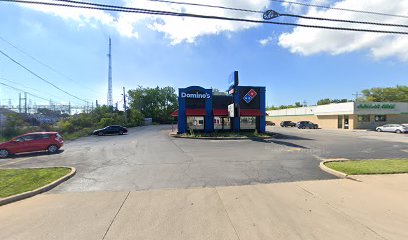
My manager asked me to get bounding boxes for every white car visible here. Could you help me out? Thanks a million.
[376,124,408,133]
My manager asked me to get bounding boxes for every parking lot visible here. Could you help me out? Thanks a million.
[0,125,407,192]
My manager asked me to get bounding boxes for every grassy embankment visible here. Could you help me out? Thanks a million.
[325,159,408,175]
[0,168,71,198]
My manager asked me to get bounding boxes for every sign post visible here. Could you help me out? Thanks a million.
[228,71,240,132]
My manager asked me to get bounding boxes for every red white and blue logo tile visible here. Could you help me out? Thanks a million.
[243,89,257,103]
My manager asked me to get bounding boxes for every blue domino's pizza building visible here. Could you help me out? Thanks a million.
[172,73,266,133]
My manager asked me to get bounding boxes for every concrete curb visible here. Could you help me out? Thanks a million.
[169,132,277,140]
[0,167,76,206]
[319,159,361,181]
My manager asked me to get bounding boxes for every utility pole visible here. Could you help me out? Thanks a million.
[122,87,127,124]
[18,93,21,113]
[24,92,27,114]
[68,102,71,115]
[352,92,361,101]
[96,100,99,108]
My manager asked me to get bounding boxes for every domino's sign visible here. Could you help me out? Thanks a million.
[181,92,211,99]
[243,89,257,103]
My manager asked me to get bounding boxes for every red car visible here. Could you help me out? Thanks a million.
[0,132,64,158]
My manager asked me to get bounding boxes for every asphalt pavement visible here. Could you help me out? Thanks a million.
[0,125,407,192]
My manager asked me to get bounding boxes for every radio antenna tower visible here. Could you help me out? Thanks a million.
[107,37,113,107]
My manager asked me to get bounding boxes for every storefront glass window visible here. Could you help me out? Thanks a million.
[223,117,231,130]
[214,117,231,130]
[357,115,371,122]
[214,117,222,130]
[240,116,256,129]
[374,115,387,122]
[187,116,204,130]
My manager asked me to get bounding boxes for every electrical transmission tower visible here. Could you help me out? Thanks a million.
[107,37,113,107]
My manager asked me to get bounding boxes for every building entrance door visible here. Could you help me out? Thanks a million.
[337,115,343,129]
[344,115,349,129]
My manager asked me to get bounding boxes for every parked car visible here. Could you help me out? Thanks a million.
[266,121,275,126]
[297,121,319,129]
[93,125,128,136]
[0,132,64,158]
[280,121,296,127]
[376,124,408,133]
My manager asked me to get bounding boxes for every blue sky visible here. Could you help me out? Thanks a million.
[0,0,407,109]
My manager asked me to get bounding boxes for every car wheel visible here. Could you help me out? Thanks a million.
[47,145,58,154]
[0,149,9,158]
[376,128,382,132]
[396,130,402,134]
[98,132,103,136]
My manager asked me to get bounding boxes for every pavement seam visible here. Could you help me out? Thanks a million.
[101,191,131,240]
[215,187,242,240]
[295,184,389,240]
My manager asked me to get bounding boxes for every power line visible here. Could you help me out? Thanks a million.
[3,0,408,35]
[0,35,104,97]
[269,0,408,19]
[117,0,408,29]
[0,80,53,102]
[0,77,63,100]
[0,48,89,103]
[145,0,262,13]
[264,10,408,28]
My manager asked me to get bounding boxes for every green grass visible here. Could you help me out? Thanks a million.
[0,137,8,144]
[0,167,71,198]
[325,159,408,175]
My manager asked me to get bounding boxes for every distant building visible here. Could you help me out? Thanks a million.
[267,102,408,130]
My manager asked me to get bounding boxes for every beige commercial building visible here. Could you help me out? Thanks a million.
[267,102,408,130]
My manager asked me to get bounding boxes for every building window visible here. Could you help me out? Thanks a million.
[187,116,204,130]
[240,116,256,129]
[375,115,387,122]
[214,117,231,130]
[357,115,371,122]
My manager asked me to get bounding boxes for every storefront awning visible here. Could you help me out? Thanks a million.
[240,109,265,116]
[213,109,229,116]
[186,109,206,116]
[171,109,206,116]
[170,109,178,117]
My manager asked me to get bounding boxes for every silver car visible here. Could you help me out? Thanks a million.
[376,124,408,133]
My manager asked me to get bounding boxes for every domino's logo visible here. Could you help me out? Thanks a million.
[243,89,257,103]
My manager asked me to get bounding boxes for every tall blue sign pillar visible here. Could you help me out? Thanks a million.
[259,87,266,133]
[228,71,241,132]
[232,87,240,132]
[177,86,213,134]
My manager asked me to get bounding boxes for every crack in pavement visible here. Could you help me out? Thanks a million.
[102,191,131,240]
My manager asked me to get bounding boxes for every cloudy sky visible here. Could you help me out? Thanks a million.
[0,0,408,108]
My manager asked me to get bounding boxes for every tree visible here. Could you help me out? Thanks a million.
[128,86,178,123]
[361,85,408,102]
[317,98,331,105]
[317,98,350,105]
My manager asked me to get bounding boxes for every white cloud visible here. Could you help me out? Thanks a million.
[17,0,271,44]
[120,0,269,45]
[278,0,408,61]
[259,35,275,46]
[18,0,116,28]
